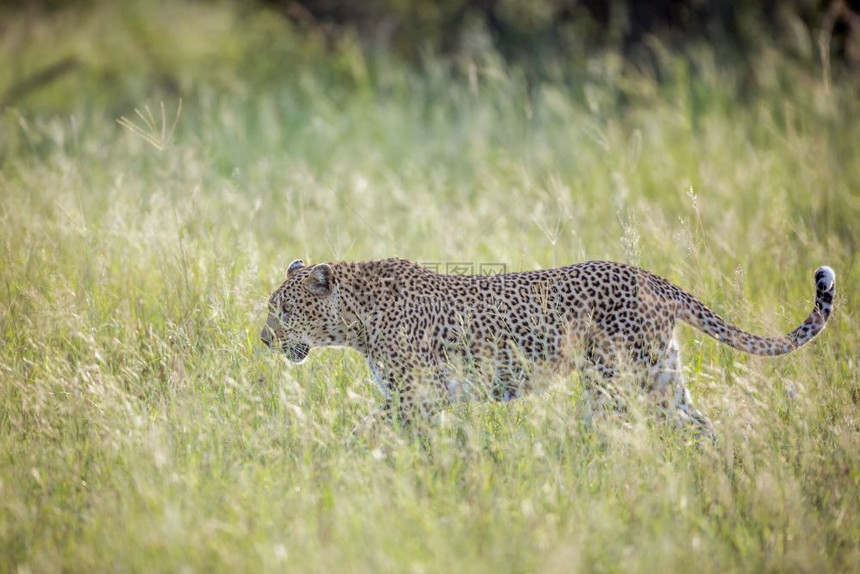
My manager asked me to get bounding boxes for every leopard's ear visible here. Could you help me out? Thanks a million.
[303,264,332,295]
[287,259,305,278]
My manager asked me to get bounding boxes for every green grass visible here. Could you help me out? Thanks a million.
[1,1,859,572]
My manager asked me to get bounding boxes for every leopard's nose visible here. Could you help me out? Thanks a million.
[260,325,273,348]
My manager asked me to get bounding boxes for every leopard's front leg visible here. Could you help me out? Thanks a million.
[349,357,395,438]
[350,399,393,438]
[355,349,447,435]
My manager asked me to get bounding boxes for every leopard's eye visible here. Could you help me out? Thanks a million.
[278,306,294,322]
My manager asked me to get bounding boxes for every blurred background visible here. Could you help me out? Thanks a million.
[3,0,860,113]
[2,0,858,261]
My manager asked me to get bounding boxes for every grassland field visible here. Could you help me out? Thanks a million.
[1,1,859,572]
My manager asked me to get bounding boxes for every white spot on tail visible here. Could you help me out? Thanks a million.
[815,266,835,292]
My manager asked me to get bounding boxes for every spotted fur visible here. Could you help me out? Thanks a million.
[261,258,835,438]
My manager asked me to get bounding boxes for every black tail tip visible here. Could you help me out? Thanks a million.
[814,266,836,293]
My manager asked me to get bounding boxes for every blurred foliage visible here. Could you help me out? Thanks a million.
[2,0,859,119]
[5,0,860,69]
[256,0,839,60]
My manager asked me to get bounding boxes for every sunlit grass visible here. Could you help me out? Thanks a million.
[1,1,859,572]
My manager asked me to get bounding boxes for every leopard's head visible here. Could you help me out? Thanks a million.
[260,259,340,363]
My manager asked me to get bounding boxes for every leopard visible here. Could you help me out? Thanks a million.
[260,258,835,439]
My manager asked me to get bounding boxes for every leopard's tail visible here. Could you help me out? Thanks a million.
[675,266,835,356]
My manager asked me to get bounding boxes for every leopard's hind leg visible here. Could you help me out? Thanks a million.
[650,338,715,441]
[577,339,627,427]
[580,362,621,423]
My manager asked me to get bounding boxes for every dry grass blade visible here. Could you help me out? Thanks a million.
[117,99,183,150]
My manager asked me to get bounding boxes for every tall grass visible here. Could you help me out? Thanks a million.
[1,1,858,572]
